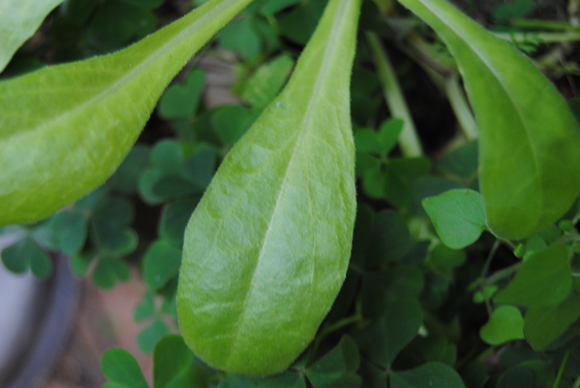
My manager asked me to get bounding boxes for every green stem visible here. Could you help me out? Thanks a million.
[401,34,478,141]
[482,240,501,278]
[493,30,580,43]
[485,262,521,285]
[367,32,423,157]
[444,75,479,141]
[553,350,571,388]
[306,314,363,365]
[511,19,580,31]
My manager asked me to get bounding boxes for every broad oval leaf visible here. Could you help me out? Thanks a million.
[177,0,361,376]
[479,305,525,346]
[0,0,253,226]
[398,0,580,239]
[0,0,65,72]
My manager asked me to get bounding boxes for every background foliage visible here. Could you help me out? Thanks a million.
[3,0,580,386]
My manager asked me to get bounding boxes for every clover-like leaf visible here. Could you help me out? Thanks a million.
[390,362,466,388]
[423,189,486,249]
[102,348,148,388]
[480,305,525,346]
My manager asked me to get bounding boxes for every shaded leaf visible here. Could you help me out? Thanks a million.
[423,189,486,249]
[102,348,148,388]
[356,298,422,367]
[158,69,205,119]
[143,240,182,291]
[524,293,580,350]
[480,305,525,345]
[138,319,171,354]
[390,362,466,388]
[494,244,572,307]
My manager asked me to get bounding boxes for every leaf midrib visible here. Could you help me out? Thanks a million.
[224,0,351,366]
[1,0,240,148]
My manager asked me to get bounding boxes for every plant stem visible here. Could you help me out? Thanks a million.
[367,32,424,157]
[493,30,580,43]
[482,240,501,278]
[401,33,478,141]
[307,314,362,365]
[553,350,571,388]
[485,262,521,285]
[511,18,580,31]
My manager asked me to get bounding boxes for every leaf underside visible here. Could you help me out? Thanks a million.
[397,0,580,240]
[177,0,361,376]
[0,0,252,226]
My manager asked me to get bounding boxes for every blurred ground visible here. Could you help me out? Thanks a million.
[44,270,153,388]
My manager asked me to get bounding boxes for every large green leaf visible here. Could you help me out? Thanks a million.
[177,0,361,376]
[0,0,252,227]
[0,0,65,72]
[390,362,466,388]
[397,0,580,239]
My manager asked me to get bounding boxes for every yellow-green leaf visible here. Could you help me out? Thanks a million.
[397,0,580,240]
[0,0,252,226]
[0,0,65,72]
[177,0,361,376]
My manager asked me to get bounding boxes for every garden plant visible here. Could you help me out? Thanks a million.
[2,0,580,386]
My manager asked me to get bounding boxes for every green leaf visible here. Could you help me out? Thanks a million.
[211,105,257,147]
[524,293,580,351]
[494,244,572,307]
[49,211,88,255]
[257,372,307,388]
[138,319,171,354]
[383,157,431,210]
[307,336,361,388]
[422,189,486,249]
[153,335,208,388]
[390,362,466,388]
[135,291,156,322]
[108,145,151,195]
[143,240,182,291]
[0,0,254,226]
[377,118,403,156]
[480,305,525,345]
[102,348,148,388]
[496,367,535,388]
[159,198,201,247]
[260,0,303,15]
[92,258,130,289]
[219,19,261,60]
[240,55,295,109]
[177,0,361,375]
[437,140,478,179]
[365,210,411,267]
[1,237,52,279]
[494,0,534,22]
[278,0,327,45]
[361,267,424,318]
[70,251,95,277]
[158,69,206,119]
[0,0,65,72]
[412,176,463,216]
[182,147,217,189]
[355,298,423,367]
[398,0,580,240]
